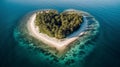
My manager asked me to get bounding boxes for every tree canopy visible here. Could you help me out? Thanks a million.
[35,10,83,39]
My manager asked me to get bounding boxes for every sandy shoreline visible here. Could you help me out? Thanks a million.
[25,10,97,57]
[27,13,88,50]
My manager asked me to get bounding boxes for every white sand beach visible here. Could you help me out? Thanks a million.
[26,11,89,56]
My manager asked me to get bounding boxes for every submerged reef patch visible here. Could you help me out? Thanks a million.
[14,9,99,66]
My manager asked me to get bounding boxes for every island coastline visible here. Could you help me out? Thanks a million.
[15,9,99,58]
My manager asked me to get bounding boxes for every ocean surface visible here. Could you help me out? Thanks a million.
[0,0,120,67]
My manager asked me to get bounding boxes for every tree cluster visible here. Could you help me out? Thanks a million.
[35,10,83,39]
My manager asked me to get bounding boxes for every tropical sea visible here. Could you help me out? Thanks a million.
[0,0,120,67]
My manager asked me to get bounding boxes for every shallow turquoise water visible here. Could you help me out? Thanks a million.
[0,0,120,67]
[13,9,99,67]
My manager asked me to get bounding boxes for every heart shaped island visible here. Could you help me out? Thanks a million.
[14,9,99,58]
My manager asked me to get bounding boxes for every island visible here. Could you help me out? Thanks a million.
[15,9,99,58]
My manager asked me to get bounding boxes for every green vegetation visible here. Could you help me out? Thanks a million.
[35,10,83,39]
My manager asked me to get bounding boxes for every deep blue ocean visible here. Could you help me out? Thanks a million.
[0,0,120,67]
